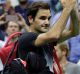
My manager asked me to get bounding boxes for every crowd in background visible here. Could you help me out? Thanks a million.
[0,0,80,74]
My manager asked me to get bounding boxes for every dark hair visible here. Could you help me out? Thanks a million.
[27,1,50,20]
[19,0,28,5]
[7,6,15,14]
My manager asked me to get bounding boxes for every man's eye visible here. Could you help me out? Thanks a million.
[48,16,51,20]
[39,16,46,20]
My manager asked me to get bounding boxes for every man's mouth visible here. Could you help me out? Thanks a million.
[41,24,49,28]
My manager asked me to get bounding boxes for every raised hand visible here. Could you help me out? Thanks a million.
[16,13,30,32]
[62,0,76,11]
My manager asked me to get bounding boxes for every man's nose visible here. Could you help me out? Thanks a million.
[45,19,49,24]
[12,27,16,31]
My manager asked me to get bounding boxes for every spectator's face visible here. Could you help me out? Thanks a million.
[60,0,66,7]
[6,21,20,36]
[30,9,51,33]
[54,45,63,61]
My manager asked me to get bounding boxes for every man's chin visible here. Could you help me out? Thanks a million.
[42,30,48,33]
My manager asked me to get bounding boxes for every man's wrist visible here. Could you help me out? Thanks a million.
[63,7,73,14]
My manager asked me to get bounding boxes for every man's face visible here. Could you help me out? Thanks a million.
[54,45,63,61]
[31,9,51,33]
[6,21,20,35]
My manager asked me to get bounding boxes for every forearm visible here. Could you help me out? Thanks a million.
[21,20,30,32]
[23,23,30,32]
[47,8,72,39]
[17,13,30,32]
[0,13,6,20]
[70,9,79,36]
[0,14,4,20]
[58,9,79,42]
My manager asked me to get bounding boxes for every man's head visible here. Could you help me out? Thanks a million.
[19,0,28,5]
[27,1,51,33]
[54,43,69,61]
[5,21,21,36]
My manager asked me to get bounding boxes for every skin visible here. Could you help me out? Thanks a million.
[76,0,80,21]
[27,0,76,46]
[30,9,51,33]
[6,21,20,36]
[54,43,68,74]
[54,44,66,61]
[60,0,66,7]
[55,44,63,61]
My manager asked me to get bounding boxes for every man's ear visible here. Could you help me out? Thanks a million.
[28,16,33,24]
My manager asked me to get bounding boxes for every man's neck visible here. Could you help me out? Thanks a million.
[29,26,40,34]
[60,57,68,65]
[60,57,68,73]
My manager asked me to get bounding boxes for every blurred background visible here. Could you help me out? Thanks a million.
[0,0,62,15]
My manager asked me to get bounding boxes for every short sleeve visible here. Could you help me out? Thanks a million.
[18,32,38,60]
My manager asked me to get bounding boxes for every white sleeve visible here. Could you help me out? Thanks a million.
[0,59,3,71]
[0,40,6,48]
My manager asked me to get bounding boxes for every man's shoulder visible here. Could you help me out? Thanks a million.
[18,32,38,43]
[21,32,38,37]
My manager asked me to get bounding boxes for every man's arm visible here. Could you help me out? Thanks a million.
[58,9,79,43]
[34,0,76,46]
[0,13,7,26]
[17,13,30,32]
[70,9,79,36]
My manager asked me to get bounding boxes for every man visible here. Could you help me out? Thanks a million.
[54,42,80,74]
[0,20,22,72]
[0,21,22,48]
[17,0,76,73]
[15,0,29,24]
[13,0,76,74]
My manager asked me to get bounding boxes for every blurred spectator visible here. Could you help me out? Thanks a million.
[0,21,22,48]
[67,0,80,63]
[6,6,19,22]
[55,0,63,12]
[0,0,6,15]
[50,0,59,19]
[68,35,80,63]
[54,42,80,74]
[10,0,19,7]
[15,0,29,25]
[0,13,7,41]
[0,10,29,32]
[50,0,60,13]
[0,20,22,71]
[0,6,19,23]
[0,4,4,15]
